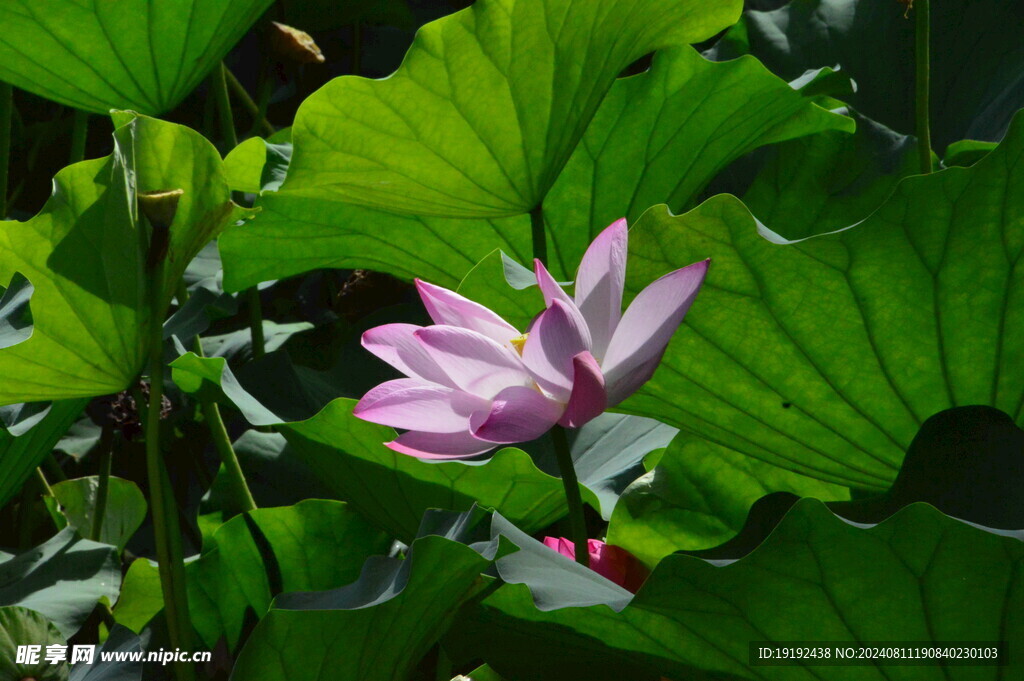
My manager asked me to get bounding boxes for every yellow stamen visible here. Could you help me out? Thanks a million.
[510,333,529,355]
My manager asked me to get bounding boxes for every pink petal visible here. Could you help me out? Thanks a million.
[574,218,628,360]
[521,299,592,400]
[415,279,520,346]
[533,259,576,310]
[353,379,490,433]
[542,537,650,593]
[542,536,574,557]
[361,323,455,387]
[414,326,533,398]
[601,259,709,405]
[469,385,563,443]
[558,352,607,428]
[386,429,497,459]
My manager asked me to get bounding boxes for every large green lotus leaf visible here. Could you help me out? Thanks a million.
[0,528,120,638]
[281,0,740,218]
[0,112,248,404]
[457,501,1024,681]
[170,350,570,541]
[51,476,146,552]
[113,500,390,652]
[607,435,848,565]
[230,507,506,681]
[739,109,920,241]
[220,35,851,291]
[609,405,1024,568]
[711,0,1024,150]
[0,606,69,681]
[619,112,1024,490]
[0,399,86,508]
[0,0,274,115]
[542,47,851,274]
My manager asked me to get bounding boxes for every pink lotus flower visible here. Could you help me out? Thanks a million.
[543,536,650,593]
[353,218,708,458]
[353,280,566,458]
[526,218,709,423]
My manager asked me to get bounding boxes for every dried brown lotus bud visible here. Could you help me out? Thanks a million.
[137,188,184,230]
[270,21,325,65]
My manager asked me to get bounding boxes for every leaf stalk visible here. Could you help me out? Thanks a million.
[550,425,589,568]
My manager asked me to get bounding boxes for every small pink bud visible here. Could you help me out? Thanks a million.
[543,537,650,593]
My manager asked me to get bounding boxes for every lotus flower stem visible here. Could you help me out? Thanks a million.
[550,425,589,568]
[69,109,88,164]
[143,250,195,681]
[530,204,548,267]
[177,282,258,513]
[0,82,11,219]
[90,424,114,541]
[914,0,932,174]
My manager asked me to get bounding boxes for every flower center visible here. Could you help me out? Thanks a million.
[510,332,529,356]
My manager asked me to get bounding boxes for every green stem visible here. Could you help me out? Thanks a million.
[211,62,238,150]
[177,282,257,513]
[247,287,266,360]
[914,0,932,174]
[0,82,12,219]
[34,467,54,500]
[90,425,114,541]
[144,255,195,681]
[212,63,266,362]
[224,66,275,137]
[69,109,88,164]
[549,425,589,568]
[530,204,547,267]
[202,401,257,512]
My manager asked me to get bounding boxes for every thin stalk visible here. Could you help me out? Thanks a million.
[530,204,547,267]
[143,254,195,681]
[177,282,257,513]
[211,62,238,150]
[549,425,589,568]
[212,63,266,361]
[35,467,54,499]
[34,468,62,532]
[69,109,89,164]
[90,425,115,541]
[224,66,275,137]
[0,82,12,219]
[201,400,257,512]
[914,0,932,174]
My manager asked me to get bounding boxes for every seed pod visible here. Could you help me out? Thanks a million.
[137,188,183,270]
[270,21,325,65]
